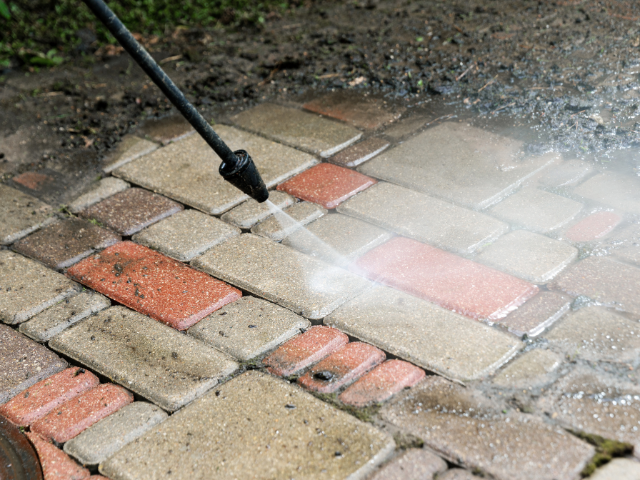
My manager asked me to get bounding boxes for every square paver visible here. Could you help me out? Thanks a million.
[137,115,195,145]
[79,188,183,236]
[564,211,622,242]
[496,291,571,338]
[354,237,538,322]
[368,449,447,480]
[359,122,556,209]
[68,177,130,214]
[0,324,67,405]
[100,371,395,480]
[13,218,121,270]
[192,234,373,320]
[232,103,363,158]
[66,241,241,330]
[50,306,239,412]
[187,296,310,362]
[220,190,294,229]
[338,182,508,255]
[538,158,592,187]
[328,137,390,168]
[132,209,240,262]
[277,163,377,209]
[114,125,317,215]
[250,201,326,241]
[102,135,159,173]
[0,184,55,245]
[26,432,90,480]
[491,349,562,389]
[574,172,640,214]
[325,286,523,381]
[475,230,578,283]
[0,250,80,325]
[489,188,583,233]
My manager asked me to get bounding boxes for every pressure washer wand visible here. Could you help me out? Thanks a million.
[82,0,269,203]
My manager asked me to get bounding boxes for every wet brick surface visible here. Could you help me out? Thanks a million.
[0,184,55,245]
[26,431,90,480]
[368,449,447,480]
[251,201,326,241]
[574,172,640,215]
[491,349,562,389]
[564,211,622,242]
[328,137,390,168]
[538,158,592,188]
[220,190,294,229]
[497,291,571,338]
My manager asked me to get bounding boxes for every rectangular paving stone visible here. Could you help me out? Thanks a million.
[102,135,159,173]
[132,209,240,262]
[325,286,523,381]
[100,371,395,480]
[354,237,538,322]
[0,325,67,405]
[50,306,239,412]
[439,469,479,480]
[191,234,373,320]
[0,250,80,325]
[12,218,121,270]
[26,432,90,480]
[67,241,241,331]
[328,137,390,168]
[574,172,640,215]
[114,125,317,215]
[338,182,508,255]
[0,367,98,427]
[250,201,326,241]
[605,224,640,267]
[79,188,183,236]
[68,178,130,214]
[19,292,110,343]
[187,296,310,362]
[220,190,294,229]
[0,184,55,245]
[497,291,571,338]
[491,349,562,389]
[564,211,622,242]
[138,115,195,145]
[381,376,594,480]
[359,122,556,210]
[369,449,447,480]
[475,230,578,283]
[64,402,167,467]
[591,459,640,480]
[538,158,592,188]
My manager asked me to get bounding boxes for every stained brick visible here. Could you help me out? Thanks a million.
[0,184,55,245]
[102,135,158,173]
[369,449,447,480]
[68,177,130,214]
[137,115,194,145]
[564,211,622,242]
[497,291,571,338]
[13,171,53,191]
[25,432,90,480]
[328,137,390,168]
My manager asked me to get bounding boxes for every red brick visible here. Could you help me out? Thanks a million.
[564,211,622,242]
[339,359,425,407]
[277,163,377,209]
[31,384,133,444]
[26,432,90,480]
[67,241,241,330]
[13,172,53,191]
[0,367,98,427]
[354,237,538,321]
[298,342,385,393]
[263,326,349,377]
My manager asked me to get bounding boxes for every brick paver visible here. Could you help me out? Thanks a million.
[132,209,240,261]
[354,237,538,321]
[277,163,377,210]
[328,137,390,168]
[114,125,317,215]
[68,177,130,214]
[325,286,523,381]
[192,234,372,320]
[0,184,55,245]
[101,371,394,480]
[79,187,183,236]
[339,359,425,407]
[251,201,326,241]
[232,103,362,158]
[67,241,241,330]
[369,449,447,480]
[538,158,592,187]
[13,171,53,191]
[187,296,310,361]
[606,224,640,267]
[0,415,42,480]
[138,115,194,145]
[50,306,239,412]
[497,291,571,338]
[491,349,562,389]
[0,367,98,427]
[263,326,348,377]
[574,172,640,215]
[338,182,508,254]
[26,432,90,480]
[564,211,622,242]
[102,135,158,173]
[220,190,294,229]
[591,459,640,480]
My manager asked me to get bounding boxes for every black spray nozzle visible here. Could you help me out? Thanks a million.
[220,150,269,203]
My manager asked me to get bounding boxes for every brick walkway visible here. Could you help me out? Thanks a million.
[2,90,640,479]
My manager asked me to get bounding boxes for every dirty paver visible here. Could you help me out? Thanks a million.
[26,431,90,480]
[0,184,55,245]
[574,172,640,215]
[68,177,130,214]
[491,349,562,389]
[100,371,395,480]
[538,158,592,188]
[102,135,159,173]
[137,115,194,145]
[368,449,447,480]
[328,137,390,168]
[250,201,326,241]
[220,190,294,229]
[564,211,622,242]
[496,291,571,338]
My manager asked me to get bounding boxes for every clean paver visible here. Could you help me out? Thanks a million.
[132,209,240,261]
[192,234,373,320]
[354,237,538,322]
[328,137,390,168]
[50,306,239,412]
[101,371,395,480]
[359,122,556,209]
[232,103,362,158]
[114,125,317,215]
[137,115,194,145]
[68,178,130,213]
[489,188,583,233]
[369,449,447,480]
[251,201,326,241]
[574,172,640,214]
[19,292,110,343]
[187,296,310,362]
[0,250,80,324]
[338,182,508,255]
[538,158,592,187]
[0,324,67,404]
[277,163,377,209]
[497,291,571,337]
[263,326,348,376]
[12,218,121,269]
[102,135,159,173]
[64,402,168,467]
[220,190,294,229]
[590,459,640,480]
[325,286,523,381]
[79,188,183,236]
[0,184,55,245]
[26,432,90,480]
[475,230,578,283]
[67,241,241,330]
[491,349,562,389]
[564,211,622,242]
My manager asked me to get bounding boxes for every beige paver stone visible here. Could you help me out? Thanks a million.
[590,459,640,480]
[68,178,130,213]
[0,184,55,245]
[369,448,446,480]
[220,191,294,229]
[251,201,326,241]
[574,172,640,214]
[101,371,395,480]
[102,135,158,173]
[497,291,571,338]
[324,286,522,381]
[439,469,480,480]
[598,224,640,267]
[491,349,562,389]
[538,159,593,187]
[337,182,508,255]
[114,125,317,215]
